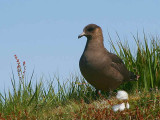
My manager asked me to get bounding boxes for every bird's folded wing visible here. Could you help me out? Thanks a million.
[108,53,127,74]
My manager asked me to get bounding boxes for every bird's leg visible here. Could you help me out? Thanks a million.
[108,90,113,99]
[95,89,101,99]
[95,89,106,99]
[95,89,99,97]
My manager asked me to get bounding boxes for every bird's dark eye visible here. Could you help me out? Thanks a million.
[87,27,94,32]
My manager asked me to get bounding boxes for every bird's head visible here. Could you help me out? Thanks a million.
[78,24,102,39]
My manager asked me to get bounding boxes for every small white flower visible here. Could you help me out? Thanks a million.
[126,102,130,109]
[116,90,128,100]
[112,104,120,112]
[119,103,125,111]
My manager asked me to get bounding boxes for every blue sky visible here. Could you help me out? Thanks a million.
[0,0,160,91]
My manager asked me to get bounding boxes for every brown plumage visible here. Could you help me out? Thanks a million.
[78,24,137,91]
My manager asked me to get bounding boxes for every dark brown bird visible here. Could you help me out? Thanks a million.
[78,24,137,92]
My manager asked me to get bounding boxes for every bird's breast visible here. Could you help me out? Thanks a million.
[79,51,108,79]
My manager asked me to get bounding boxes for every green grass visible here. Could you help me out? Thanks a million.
[109,33,160,91]
[0,33,160,119]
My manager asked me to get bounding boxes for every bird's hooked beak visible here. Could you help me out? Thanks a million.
[78,32,85,39]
